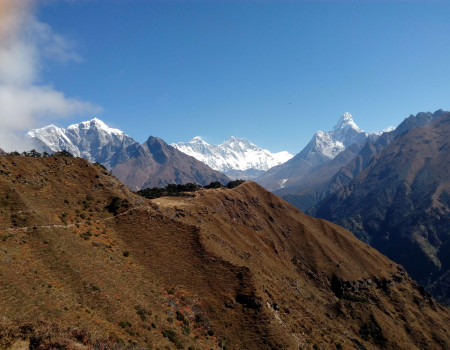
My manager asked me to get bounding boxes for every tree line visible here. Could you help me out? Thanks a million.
[5,149,74,158]
[136,180,246,199]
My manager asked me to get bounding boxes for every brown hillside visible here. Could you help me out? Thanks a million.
[0,155,448,349]
[314,114,450,305]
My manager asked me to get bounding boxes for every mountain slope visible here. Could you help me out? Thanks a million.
[314,113,450,305]
[284,109,447,211]
[111,136,229,190]
[27,118,229,190]
[172,136,292,179]
[257,113,379,192]
[0,154,448,349]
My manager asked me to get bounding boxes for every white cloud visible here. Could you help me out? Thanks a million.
[0,0,101,152]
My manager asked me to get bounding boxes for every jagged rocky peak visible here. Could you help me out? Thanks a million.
[313,112,376,158]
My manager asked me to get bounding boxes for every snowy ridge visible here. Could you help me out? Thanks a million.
[26,118,138,169]
[172,136,293,178]
[67,117,124,136]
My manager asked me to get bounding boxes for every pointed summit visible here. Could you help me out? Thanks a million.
[333,112,362,132]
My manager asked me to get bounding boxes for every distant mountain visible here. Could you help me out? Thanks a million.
[257,112,381,192]
[26,118,139,169]
[111,136,229,190]
[284,109,447,211]
[172,136,292,179]
[313,113,450,305]
[27,118,228,189]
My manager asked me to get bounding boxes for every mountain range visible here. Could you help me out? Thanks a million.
[23,111,450,305]
[281,110,447,212]
[172,136,293,179]
[256,113,384,192]
[313,113,450,305]
[26,118,229,190]
[0,153,448,349]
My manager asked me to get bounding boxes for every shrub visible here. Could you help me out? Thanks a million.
[204,181,222,189]
[54,150,74,157]
[162,329,183,349]
[359,314,387,346]
[226,179,245,189]
[176,311,188,325]
[119,321,132,328]
[106,197,122,215]
[135,306,148,320]
[136,183,202,199]
[330,274,343,299]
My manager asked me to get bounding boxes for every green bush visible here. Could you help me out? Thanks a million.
[106,197,122,215]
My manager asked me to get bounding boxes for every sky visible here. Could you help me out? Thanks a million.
[1,0,450,153]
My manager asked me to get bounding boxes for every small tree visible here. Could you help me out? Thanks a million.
[226,179,245,189]
[29,149,41,158]
[54,150,74,158]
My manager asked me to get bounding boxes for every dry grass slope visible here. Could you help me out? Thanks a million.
[0,155,448,349]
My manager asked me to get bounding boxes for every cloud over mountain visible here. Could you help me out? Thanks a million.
[0,0,101,151]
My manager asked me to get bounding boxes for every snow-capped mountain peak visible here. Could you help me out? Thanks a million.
[68,117,124,136]
[333,112,362,132]
[189,136,210,145]
[172,137,293,179]
[26,118,138,169]
[301,112,373,160]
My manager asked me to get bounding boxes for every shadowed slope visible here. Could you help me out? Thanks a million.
[314,114,450,305]
[111,136,229,190]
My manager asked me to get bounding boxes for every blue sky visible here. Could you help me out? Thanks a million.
[3,0,449,154]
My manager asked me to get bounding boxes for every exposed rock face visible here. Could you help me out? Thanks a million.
[314,113,450,305]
